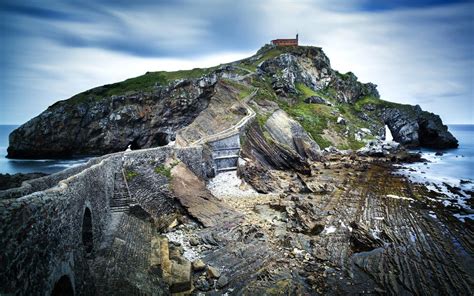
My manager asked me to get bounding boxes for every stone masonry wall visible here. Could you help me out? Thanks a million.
[0,154,121,295]
[0,145,210,295]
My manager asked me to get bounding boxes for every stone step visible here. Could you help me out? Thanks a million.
[112,195,129,200]
[110,197,130,201]
[213,148,240,155]
[110,201,130,205]
[111,206,129,213]
[217,166,238,172]
[214,154,239,160]
[110,198,131,204]
[212,146,240,151]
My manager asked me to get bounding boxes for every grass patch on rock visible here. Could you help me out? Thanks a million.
[124,169,139,181]
[65,67,217,105]
[154,160,180,179]
[221,79,255,100]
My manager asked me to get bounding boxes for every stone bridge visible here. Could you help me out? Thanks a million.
[0,146,211,295]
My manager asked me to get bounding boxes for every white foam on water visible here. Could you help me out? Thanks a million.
[394,150,474,222]
[386,194,414,201]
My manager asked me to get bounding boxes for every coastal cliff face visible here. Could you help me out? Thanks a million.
[7,45,457,158]
[7,76,217,158]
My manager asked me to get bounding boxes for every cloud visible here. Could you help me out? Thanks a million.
[256,0,473,123]
[0,0,472,124]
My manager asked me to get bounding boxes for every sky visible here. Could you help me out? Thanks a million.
[0,0,473,124]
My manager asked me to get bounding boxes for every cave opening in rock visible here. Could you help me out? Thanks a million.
[152,132,170,147]
[129,139,141,150]
[418,122,439,147]
[82,208,93,254]
[51,275,74,296]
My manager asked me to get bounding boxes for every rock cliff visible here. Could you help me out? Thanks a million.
[7,44,457,158]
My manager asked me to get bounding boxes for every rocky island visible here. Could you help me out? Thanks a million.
[1,44,471,296]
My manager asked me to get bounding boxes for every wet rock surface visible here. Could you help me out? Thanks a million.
[108,148,468,295]
[2,143,470,295]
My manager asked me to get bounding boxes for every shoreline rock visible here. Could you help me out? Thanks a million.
[0,172,48,191]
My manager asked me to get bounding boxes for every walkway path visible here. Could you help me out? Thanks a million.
[190,89,257,146]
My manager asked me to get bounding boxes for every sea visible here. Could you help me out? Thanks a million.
[0,125,91,174]
[394,124,474,222]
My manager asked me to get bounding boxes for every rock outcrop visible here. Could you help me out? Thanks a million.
[382,105,458,148]
[240,123,311,174]
[329,71,379,103]
[264,110,320,161]
[0,173,48,190]
[258,47,379,103]
[258,48,332,97]
[304,96,331,105]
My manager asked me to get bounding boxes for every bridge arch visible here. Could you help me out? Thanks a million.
[51,275,74,296]
[82,207,93,254]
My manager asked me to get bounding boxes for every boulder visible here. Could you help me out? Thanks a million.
[304,96,328,105]
[192,259,206,271]
[336,116,346,125]
[207,266,221,278]
[170,259,192,293]
[216,275,229,288]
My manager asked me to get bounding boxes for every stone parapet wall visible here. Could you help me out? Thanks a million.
[0,155,113,200]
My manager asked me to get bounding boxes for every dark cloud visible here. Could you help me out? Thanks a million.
[0,0,268,58]
[357,0,472,11]
[1,3,84,22]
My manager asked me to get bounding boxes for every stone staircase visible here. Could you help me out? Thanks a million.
[213,146,240,173]
[111,172,132,213]
[209,133,241,174]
